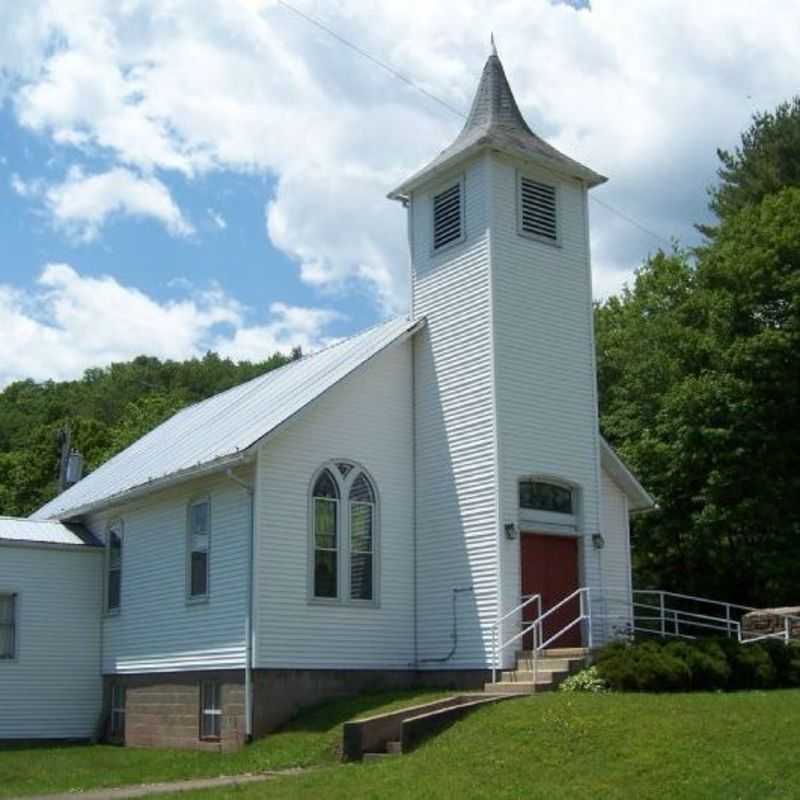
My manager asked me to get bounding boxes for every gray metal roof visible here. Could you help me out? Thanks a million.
[0,517,100,547]
[389,51,606,200]
[33,316,422,521]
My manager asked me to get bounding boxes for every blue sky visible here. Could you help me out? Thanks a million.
[1,0,798,386]
[1,103,377,343]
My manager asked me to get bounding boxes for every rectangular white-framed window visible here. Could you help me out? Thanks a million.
[106,522,123,613]
[199,681,222,741]
[110,683,126,738]
[432,176,465,252]
[187,498,211,601]
[517,173,559,245]
[0,593,16,660]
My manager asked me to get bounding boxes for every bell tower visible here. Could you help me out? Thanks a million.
[389,47,607,668]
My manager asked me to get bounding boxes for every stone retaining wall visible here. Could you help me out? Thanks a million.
[741,607,800,641]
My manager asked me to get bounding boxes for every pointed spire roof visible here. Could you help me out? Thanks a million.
[389,48,606,200]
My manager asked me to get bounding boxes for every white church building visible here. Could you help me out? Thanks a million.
[0,50,653,748]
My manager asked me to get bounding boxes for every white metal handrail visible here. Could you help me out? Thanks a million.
[594,588,797,645]
[491,593,542,684]
[631,589,799,643]
[533,587,593,652]
[491,586,795,687]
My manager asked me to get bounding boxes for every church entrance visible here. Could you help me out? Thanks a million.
[520,533,582,649]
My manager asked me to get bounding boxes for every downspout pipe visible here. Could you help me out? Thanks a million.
[226,468,255,741]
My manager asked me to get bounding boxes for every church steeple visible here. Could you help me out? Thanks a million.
[389,47,605,201]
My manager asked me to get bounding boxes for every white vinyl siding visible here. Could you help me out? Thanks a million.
[490,154,605,662]
[88,469,252,674]
[0,545,103,739]
[411,155,498,668]
[253,338,414,669]
[600,468,634,637]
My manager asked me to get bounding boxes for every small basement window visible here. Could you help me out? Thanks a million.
[200,681,222,740]
[518,175,558,243]
[0,593,16,659]
[110,684,126,738]
[432,179,464,251]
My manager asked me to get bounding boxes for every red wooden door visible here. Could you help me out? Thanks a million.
[520,533,581,649]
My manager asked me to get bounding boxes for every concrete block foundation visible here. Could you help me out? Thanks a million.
[103,667,490,749]
[103,671,246,751]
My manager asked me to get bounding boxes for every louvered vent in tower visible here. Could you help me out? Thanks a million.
[432,181,463,250]
[519,177,558,241]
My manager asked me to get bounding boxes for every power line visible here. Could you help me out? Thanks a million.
[275,0,672,249]
[275,1,468,119]
[590,196,673,248]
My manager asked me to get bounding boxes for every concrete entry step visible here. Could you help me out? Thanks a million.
[500,669,569,683]
[514,657,573,671]
[542,647,590,658]
[483,680,554,695]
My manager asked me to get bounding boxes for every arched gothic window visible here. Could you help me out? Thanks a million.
[311,462,378,603]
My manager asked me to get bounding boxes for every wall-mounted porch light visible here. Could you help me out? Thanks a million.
[592,533,606,550]
[504,522,518,540]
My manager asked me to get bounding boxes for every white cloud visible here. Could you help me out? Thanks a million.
[0,263,342,386]
[2,1,800,307]
[10,173,42,198]
[42,166,194,241]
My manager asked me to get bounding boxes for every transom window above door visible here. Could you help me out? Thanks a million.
[518,478,579,532]
[520,480,574,514]
[310,461,378,605]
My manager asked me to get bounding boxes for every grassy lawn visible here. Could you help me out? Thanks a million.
[0,690,449,798]
[149,690,800,800]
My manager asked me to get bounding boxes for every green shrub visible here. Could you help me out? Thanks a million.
[759,639,800,687]
[596,641,691,692]
[593,636,800,693]
[559,666,609,693]
[729,644,777,690]
[664,640,730,691]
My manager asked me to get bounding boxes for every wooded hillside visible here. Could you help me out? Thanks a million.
[0,351,292,516]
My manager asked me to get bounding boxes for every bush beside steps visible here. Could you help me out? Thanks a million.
[560,638,800,693]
